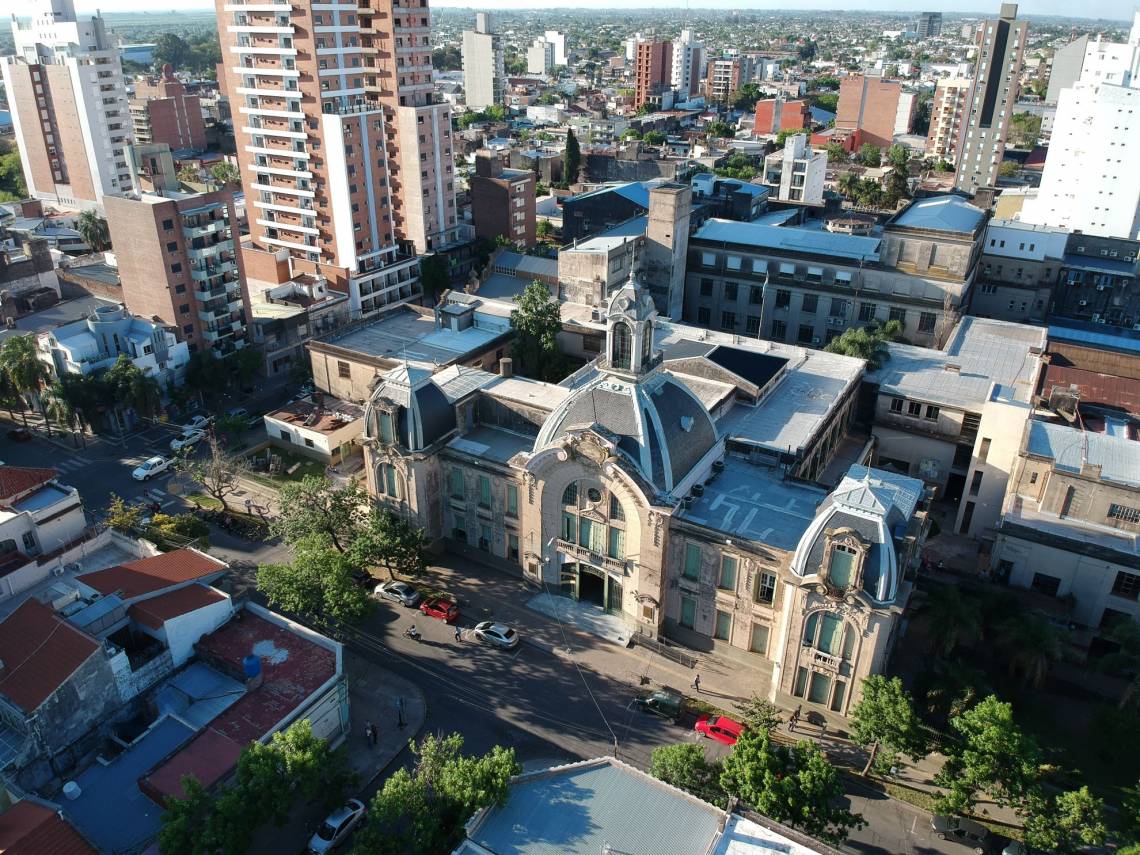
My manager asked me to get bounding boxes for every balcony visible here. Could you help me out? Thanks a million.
[187,239,235,260]
[183,218,227,238]
[554,538,629,577]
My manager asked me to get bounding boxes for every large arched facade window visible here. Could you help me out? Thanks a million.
[793,610,857,712]
[612,322,632,371]
[558,480,627,560]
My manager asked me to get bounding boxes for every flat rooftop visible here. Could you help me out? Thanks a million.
[449,425,534,464]
[320,306,509,367]
[692,218,882,263]
[870,316,1046,410]
[679,461,825,550]
[0,295,121,346]
[1026,419,1140,490]
[265,397,363,435]
[562,216,647,254]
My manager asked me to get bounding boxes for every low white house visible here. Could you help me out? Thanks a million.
[263,396,364,464]
[0,466,87,575]
[37,302,190,388]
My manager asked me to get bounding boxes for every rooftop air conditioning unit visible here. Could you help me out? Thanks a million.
[1091,313,1101,321]
[1096,285,1106,291]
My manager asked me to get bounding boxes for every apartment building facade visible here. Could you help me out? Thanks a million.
[705,55,754,103]
[968,219,1066,324]
[670,29,703,98]
[753,97,811,137]
[470,150,535,248]
[129,65,207,153]
[954,3,1027,193]
[762,134,826,205]
[104,187,250,356]
[1,0,132,210]
[683,195,987,350]
[216,0,421,322]
[836,75,907,150]
[461,12,504,110]
[1051,235,1140,327]
[635,39,673,110]
[925,76,971,163]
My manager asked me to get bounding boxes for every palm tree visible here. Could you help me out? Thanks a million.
[994,612,1063,689]
[838,171,861,200]
[917,585,983,658]
[76,210,110,252]
[0,334,47,409]
[1099,618,1140,710]
[41,382,75,429]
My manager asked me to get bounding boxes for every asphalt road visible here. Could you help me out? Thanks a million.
[0,420,986,855]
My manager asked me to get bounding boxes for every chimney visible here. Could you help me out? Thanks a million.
[500,357,513,378]
[474,149,501,179]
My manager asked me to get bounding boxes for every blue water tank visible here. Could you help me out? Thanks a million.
[242,654,262,680]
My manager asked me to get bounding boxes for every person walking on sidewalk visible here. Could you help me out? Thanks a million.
[396,697,406,729]
[691,674,701,693]
[364,720,374,747]
[454,625,462,643]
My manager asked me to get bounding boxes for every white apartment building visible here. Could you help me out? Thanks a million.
[527,38,554,76]
[671,28,704,98]
[462,12,504,110]
[544,30,567,67]
[1,0,132,210]
[762,134,825,205]
[1019,15,1140,240]
[925,77,972,163]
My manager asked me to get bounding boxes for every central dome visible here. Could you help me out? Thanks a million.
[534,371,718,494]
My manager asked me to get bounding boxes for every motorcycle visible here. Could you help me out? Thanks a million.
[403,626,422,642]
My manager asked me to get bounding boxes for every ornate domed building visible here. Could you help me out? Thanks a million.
[361,268,929,717]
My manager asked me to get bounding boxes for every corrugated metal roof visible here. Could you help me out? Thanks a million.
[468,758,724,855]
[891,195,985,233]
[1048,322,1140,356]
[1026,420,1140,488]
[693,218,881,262]
[1062,253,1138,275]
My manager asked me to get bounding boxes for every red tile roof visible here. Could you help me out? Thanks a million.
[128,585,228,630]
[0,600,100,713]
[79,549,227,600]
[0,466,59,505]
[0,801,98,855]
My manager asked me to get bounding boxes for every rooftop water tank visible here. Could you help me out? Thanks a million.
[63,781,81,800]
[242,654,262,680]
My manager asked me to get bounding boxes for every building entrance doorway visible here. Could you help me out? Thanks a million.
[560,562,624,614]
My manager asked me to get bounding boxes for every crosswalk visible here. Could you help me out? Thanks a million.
[53,458,89,474]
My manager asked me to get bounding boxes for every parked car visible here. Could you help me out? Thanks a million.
[694,714,744,746]
[226,406,249,420]
[132,456,173,481]
[633,689,683,722]
[6,427,32,442]
[374,580,421,607]
[244,412,264,430]
[183,414,212,430]
[931,815,990,853]
[170,428,206,452]
[306,799,366,854]
[420,596,460,623]
[472,621,519,649]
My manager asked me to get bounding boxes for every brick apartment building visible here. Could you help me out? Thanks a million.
[635,39,673,110]
[129,64,207,153]
[754,97,811,136]
[470,150,535,248]
[836,75,911,149]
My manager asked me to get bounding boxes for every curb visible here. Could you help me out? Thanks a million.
[361,689,428,789]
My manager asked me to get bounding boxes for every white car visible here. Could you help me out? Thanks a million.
[374,580,421,607]
[473,621,520,650]
[183,414,212,431]
[306,799,366,854]
[170,428,206,452]
[132,456,172,481]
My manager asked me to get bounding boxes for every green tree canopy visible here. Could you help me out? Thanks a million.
[706,120,735,139]
[349,510,428,580]
[849,675,927,774]
[734,694,783,734]
[510,280,565,382]
[823,319,903,369]
[934,695,1041,815]
[1022,787,1106,855]
[257,533,373,625]
[420,253,451,303]
[858,143,882,167]
[643,130,667,145]
[825,142,848,163]
[650,743,727,807]
[720,730,864,844]
[0,334,47,402]
[564,128,581,184]
[77,209,110,252]
[352,733,520,855]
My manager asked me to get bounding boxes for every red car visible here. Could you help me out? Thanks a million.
[419,596,460,624]
[694,714,744,746]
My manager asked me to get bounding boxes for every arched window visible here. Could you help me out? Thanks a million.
[641,322,652,364]
[562,483,578,506]
[802,611,853,661]
[612,321,632,370]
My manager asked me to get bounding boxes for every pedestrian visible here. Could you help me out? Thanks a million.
[369,722,379,747]
[454,625,462,642]
[245,498,252,515]
[396,697,405,729]
[691,673,700,693]
[789,704,801,733]
[364,720,374,746]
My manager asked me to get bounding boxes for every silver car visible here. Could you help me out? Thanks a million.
[307,799,366,854]
[374,580,422,607]
[473,621,520,649]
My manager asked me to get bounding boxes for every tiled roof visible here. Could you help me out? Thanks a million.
[0,801,98,855]
[79,548,227,600]
[128,585,228,630]
[0,466,59,504]
[0,600,100,712]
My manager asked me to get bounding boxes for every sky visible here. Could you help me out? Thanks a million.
[73,0,1138,23]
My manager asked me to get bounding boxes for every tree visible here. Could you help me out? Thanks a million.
[1099,616,1140,709]
[210,162,240,185]
[350,510,429,580]
[76,209,110,252]
[714,151,758,181]
[177,165,201,184]
[536,218,554,240]
[0,147,28,202]
[105,493,144,533]
[564,128,580,185]
[270,475,367,553]
[837,171,861,200]
[352,733,520,855]
[510,280,565,382]
[104,355,163,420]
[825,142,848,164]
[650,743,727,807]
[225,344,262,389]
[1022,787,1106,855]
[858,143,882,167]
[1008,112,1042,148]
[257,533,372,625]
[720,730,864,844]
[849,675,927,775]
[185,351,230,401]
[775,128,803,148]
[934,695,1041,815]
[998,160,1019,178]
[419,253,451,303]
[157,776,250,855]
[644,130,667,145]
[0,334,47,407]
[179,435,249,510]
[824,320,903,370]
[734,694,782,734]
[918,584,983,657]
[705,120,735,139]
[993,612,1063,689]
[1123,778,1140,844]
[153,33,192,71]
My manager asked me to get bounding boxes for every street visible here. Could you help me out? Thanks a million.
[1,421,972,855]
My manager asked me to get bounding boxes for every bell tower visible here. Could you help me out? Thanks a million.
[603,262,660,376]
